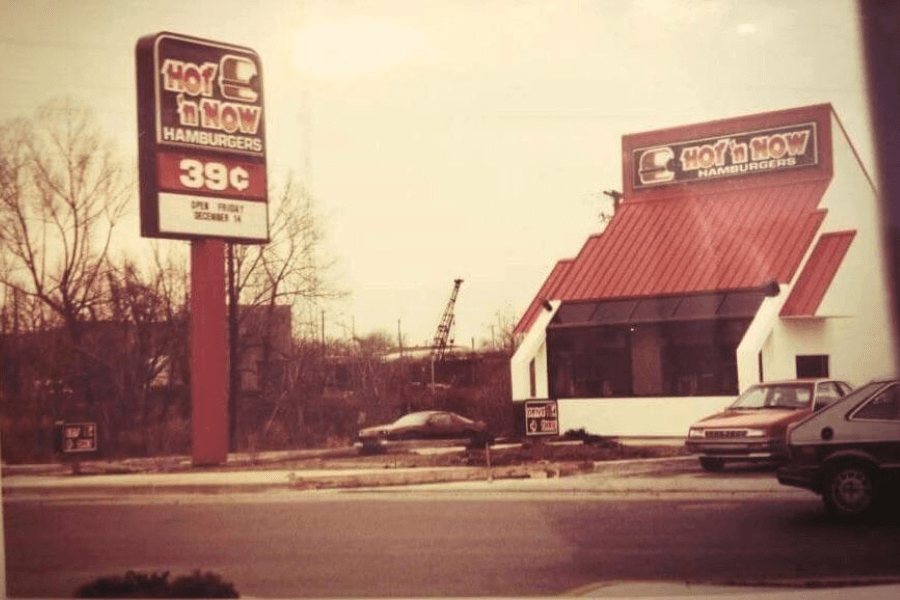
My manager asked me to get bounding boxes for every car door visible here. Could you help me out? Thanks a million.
[426,413,455,438]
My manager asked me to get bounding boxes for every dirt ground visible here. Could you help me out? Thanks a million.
[220,439,689,471]
[25,439,689,476]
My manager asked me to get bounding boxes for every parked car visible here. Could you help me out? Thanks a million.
[356,410,493,453]
[686,379,853,471]
[776,377,900,518]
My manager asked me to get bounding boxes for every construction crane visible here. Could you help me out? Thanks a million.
[430,278,463,361]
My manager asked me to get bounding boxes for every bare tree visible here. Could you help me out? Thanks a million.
[104,249,190,454]
[0,98,131,342]
[0,98,132,456]
[226,175,345,448]
[482,304,523,353]
[231,175,340,314]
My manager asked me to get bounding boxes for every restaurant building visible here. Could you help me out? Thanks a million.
[511,104,898,437]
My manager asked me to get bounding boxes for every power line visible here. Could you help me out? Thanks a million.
[0,36,122,52]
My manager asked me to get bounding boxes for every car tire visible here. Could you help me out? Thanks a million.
[359,441,384,455]
[465,432,493,449]
[822,461,877,519]
[699,457,725,472]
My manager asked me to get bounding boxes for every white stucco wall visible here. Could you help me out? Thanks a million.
[556,395,734,437]
[735,290,786,390]
[510,301,557,400]
[758,114,898,386]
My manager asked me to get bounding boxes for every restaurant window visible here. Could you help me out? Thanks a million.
[661,320,744,396]
[548,318,748,399]
[796,354,829,378]
[548,326,631,398]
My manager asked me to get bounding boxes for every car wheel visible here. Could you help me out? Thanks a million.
[359,442,383,455]
[465,431,491,449]
[823,461,877,518]
[699,457,725,472]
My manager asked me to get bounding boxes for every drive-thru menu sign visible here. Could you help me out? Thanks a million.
[525,399,559,436]
[136,32,269,243]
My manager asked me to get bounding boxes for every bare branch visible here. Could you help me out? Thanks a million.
[0,97,131,339]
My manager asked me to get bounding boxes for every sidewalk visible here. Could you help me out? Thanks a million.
[1,452,806,498]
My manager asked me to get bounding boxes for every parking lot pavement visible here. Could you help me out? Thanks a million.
[0,453,812,499]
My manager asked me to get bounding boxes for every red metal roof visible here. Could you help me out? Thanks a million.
[515,180,830,333]
[780,231,855,317]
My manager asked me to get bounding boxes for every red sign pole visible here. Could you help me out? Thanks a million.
[190,239,228,465]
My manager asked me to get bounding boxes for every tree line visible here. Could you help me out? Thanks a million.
[0,98,518,463]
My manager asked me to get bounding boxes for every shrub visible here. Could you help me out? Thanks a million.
[73,570,239,598]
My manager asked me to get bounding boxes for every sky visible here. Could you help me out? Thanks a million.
[0,0,876,349]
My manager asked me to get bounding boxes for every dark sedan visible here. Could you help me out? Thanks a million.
[356,410,492,453]
[777,378,900,518]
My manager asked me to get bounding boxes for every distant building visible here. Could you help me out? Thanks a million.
[237,304,292,393]
[512,104,898,437]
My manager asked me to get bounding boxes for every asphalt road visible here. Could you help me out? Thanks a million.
[4,488,900,598]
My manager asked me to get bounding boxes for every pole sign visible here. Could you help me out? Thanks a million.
[524,399,559,436]
[136,32,269,243]
[633,122,818,190]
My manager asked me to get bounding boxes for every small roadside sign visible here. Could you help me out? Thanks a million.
[524,399,558,436]
[61,422,98,453]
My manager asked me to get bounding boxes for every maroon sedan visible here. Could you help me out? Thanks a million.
[356,410,492,453]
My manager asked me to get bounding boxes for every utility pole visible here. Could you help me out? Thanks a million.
[599,189,624,226]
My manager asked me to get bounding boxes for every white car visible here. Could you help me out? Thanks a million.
[777,378,900,518]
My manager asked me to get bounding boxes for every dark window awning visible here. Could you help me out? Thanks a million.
[549,288,769,328]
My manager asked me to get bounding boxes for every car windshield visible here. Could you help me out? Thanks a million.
[813,380,891,416]
[392,413,432,427]
[730,384,813,409]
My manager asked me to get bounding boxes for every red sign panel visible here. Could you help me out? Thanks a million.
[632,122,818,190]
[136,32,268,243]
[157,152,267,200]
[621,104,833,198]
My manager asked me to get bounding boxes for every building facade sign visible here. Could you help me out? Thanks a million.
[633,122,818,189]
[136,32,269,242]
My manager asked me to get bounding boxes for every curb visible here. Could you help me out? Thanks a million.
[1,456,802,499]
[1,463,597,497]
